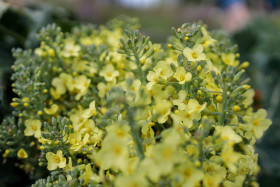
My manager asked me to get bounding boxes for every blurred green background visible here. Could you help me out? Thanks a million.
[0,0,280,186]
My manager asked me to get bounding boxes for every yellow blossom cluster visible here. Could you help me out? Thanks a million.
[5,18,272,187]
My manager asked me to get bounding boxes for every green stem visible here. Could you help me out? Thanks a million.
[218,85,228,126]
[134,53,146,84]
[198,136,204,169]
[126,105,145,161]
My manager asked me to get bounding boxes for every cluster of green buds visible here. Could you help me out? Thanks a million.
[0,17,272,187]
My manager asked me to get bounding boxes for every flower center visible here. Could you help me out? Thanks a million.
[54,155,61,163]
[253,120,260,126]
[183,168,192,178]
[185,113,191,118]
[192,52,198,59]
[19,151,25,157]
[225,58,230,63]
[113,145,122,155]
[162,148,172,159]
[116,130,125,138]
[32,125,37,131]
[153,77,158,82]
[106,72,112,77]
[207,166,215,173]
[179,75,185,81]
[68,49,74,54]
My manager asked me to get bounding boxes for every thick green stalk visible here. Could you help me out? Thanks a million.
[134,54,146,84]
[218,85,228,126]
[126,105,145,161]
[198,138,204,169]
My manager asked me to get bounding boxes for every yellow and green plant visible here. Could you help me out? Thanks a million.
[0,17,272,187]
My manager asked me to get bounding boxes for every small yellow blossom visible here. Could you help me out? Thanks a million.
[174,67,192,85]
[24,119,42,138]
[46,150,66,170]
[175,161,204,187]
[100,64,119,82]
[183,44,206,62]
[95,135,129,171]
[203,174,223,187]
[82,101,97,119]
[153,61,174,80]
[152,100,172,124]
[115,174,148,187]
[215,126,242,144]
[243,109,272,139]
[146,69,162,90]
[221,145,240,172]
[17,148,28,159]
[74,75,91,100]
[62,42,81,57]
[44,104,59,115]
[79,164,101,184]
[172,90,188,110]
[222,53,239,67]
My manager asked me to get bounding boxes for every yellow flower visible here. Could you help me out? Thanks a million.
[186,144,199,158]
[150,142,184,175]
[223,176,246,187]
[153,61,174,80]
[203,174,223,187]
[172,90,188,110]
[185,99,207,114]
[138,158,161,182]
[46,150,66,170]
[44,104,59,115]
[70,111,88,131]
[97,82,112,98]
[79,164,101,184]
[17,148,28,159]
[106,123,131,142]
[204,72,222,93]
[74,75,91,100]
[221,145,240,172]
[174,67,192,84]
[146,69,161,90]
[100,64,119,82]
[121,79,142,101]
[152,100,172,124]
[176,110,201,128]
[175,161,204,187]
[183,44,206,62]
[141,122,155,141]
[50,88,61,100]
[24,119,42,138]
[82,101,97,119]
[201,27,216,47]
[80,37,94,46]
[242,89,255,108]
[65,157,73,171]
[70,132,90,152]
[121,79,141,93]
[62,42,81,57]
[51,73,72,95]
[221,53,239,67]
[115,174,148,187]
[94,135,129,171]
[243,109,272,139]
[215,126,242,144]
[202,162,227,179]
